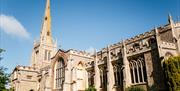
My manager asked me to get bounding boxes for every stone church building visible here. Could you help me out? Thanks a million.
[11,0,180,91]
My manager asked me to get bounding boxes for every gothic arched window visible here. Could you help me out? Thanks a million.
[55,58,65,89]
[87,70,94,87]
[113,64,122,86]
[129,57,147,84]
[99,66,107,91]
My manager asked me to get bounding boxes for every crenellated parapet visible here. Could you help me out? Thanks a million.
[95,31,156,65]
[69,49,93,58]
[95,21,180,61]
[125,35,157,56]
[95,29,157,64]
[14,65,38,72]
[125,30,155,44]
[11,65,39,87]
[158,24,171,33]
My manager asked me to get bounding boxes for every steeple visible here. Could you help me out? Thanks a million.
[40,0,52,44]
[31,0,57,69]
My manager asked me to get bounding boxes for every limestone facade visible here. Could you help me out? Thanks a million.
[11,0,180,91]
[11,66,39,91]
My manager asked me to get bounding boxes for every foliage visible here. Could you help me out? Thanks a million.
[0,48,5,60]
[85,86,97,91]
[0,48,9,91]
[0,67,9,90]
[0,48,5,53]
[126,86,145,91]
[162,56,180,91]
[9,87,15,91]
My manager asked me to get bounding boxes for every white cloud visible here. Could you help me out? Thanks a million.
[0,14,30,39]
[85,46,96,55]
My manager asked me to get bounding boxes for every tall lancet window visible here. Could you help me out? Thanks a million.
[113,64,122,86]
[44,50,51,61]
[45,50,47,60]
[48,51,51,60]
[55,58,65,89]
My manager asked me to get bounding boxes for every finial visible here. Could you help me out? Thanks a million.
[122,39,125,45]
[168,13,174,24]
[155,27,159,34]
[93,48,96,55]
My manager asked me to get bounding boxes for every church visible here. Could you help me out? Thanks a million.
[11,0,180,91]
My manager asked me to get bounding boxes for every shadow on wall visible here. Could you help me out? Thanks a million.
[148,84,168,91]
[148,42,168,91]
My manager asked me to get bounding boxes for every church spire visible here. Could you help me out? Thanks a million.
[40,0,52,44]
[45,0,51,31]
[31,0,57,69]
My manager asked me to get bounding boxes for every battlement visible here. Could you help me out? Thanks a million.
[158,24,172,33]
[96,30,155,55]
[15,65,38,72]
[109,42,122,50]
[69,49,92,58]
[96,22,178,56]
[125,30,155,44]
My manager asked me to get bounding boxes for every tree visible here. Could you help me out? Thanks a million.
[85,86,97,91]
[0,48,5,60]
[126,86,145,91]
[0,48,9,91]
[162,56,180,91]
[0,67,9,90]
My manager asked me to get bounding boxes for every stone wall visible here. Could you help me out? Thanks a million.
[144,49,167,91]
[11,66,39,91]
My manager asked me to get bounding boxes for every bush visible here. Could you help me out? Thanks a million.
[85,86,96,91]
[126,86,145,91]
[162,56,180,91]
[0,49,9,91]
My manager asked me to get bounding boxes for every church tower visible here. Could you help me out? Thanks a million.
[31,0,57,69]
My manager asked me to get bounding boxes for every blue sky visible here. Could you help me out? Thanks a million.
[0,0,179,73]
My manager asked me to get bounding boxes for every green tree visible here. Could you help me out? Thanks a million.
[85,86,97,91]
[126,86,145,91]
[0,48,5,60]
[0,48,9,91]
[163,56,180,91]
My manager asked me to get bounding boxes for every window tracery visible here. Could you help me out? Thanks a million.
[129,57,147,84]
[55,58,65,89]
